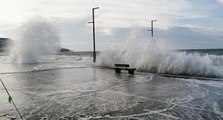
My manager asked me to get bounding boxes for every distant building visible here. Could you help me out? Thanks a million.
[0,37,9,52]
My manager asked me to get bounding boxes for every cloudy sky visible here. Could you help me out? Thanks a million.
[0,0,223,51]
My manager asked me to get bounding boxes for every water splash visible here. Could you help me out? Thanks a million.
[9,17,60,63]
[98,29,223,77]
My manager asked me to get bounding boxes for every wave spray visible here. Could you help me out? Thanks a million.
[98,29,223,77]
[10,17,60,63]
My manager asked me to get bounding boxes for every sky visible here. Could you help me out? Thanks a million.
[0,0,223,51]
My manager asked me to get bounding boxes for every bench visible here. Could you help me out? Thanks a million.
[114,64,136,75]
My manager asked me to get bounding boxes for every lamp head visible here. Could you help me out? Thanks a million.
[93,7,99,10]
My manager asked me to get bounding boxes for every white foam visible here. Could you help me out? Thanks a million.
[9,17,60,63]
[97,29,223,77]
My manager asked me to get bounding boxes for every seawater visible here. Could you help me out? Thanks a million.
[97,29,223,78]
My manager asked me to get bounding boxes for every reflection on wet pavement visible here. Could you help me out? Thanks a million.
[1,67,223,119]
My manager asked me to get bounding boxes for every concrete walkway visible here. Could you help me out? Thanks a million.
[0,67,223,119]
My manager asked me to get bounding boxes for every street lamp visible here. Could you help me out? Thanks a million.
[148,20,157,37]
[88,7,99,62]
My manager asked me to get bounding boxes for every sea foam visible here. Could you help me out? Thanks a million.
[98,29,223,77]
[9,17,60,63]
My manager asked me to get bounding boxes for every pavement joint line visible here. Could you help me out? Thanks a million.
[0,66,93,75]
[104,89,222,115]
[143,109,180,119]
[92,96,180,119]
[83,109,181,120]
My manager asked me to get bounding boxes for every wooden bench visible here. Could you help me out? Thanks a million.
[114,64,136,75]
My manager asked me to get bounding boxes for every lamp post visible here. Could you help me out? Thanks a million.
[88,7,99,62]
[148,20,157,37]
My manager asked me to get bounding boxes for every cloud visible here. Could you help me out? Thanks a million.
[54,17,223,51]
[218,0,223,4]
[2,16,223,51]
[156,26,223,49]
[0,0,201,29]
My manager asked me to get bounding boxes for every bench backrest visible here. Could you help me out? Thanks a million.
[115,64,130,68]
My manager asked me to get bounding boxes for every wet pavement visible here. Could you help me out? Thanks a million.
[1,66,223,119]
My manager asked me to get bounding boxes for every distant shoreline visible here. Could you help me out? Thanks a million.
[176,48,223,55]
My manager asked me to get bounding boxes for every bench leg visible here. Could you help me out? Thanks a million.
[128,70,135,74]
[115,69,121,74]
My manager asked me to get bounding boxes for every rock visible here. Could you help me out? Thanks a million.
[60,48,71,52]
